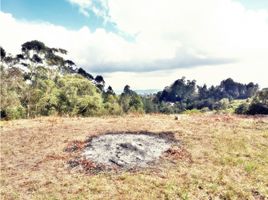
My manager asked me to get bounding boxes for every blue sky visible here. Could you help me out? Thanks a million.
[1,0,268,89]
[235,0,268,10]
[2,0,268,31]
[1,0,105,30]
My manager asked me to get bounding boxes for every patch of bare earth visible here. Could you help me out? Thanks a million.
[65,131,184,172]
[0,114,268,199]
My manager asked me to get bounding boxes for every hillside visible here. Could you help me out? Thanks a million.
[1,114,267,199]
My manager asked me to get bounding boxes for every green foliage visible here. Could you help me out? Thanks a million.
[0,66,26,119]
[157,77,197,103]
[158,102,175,114]
[247,103,268,115]
[200,107,210,113]
[0,65,108,119]
[214,98,230,110]
[56,75,103,116]
[252,88,268,105]
[103,95,122,115]
[76,95,103,116]
[1,40,265,119]
[181,109,201,115]
[119,85,144,113]
[129,95,144,111]
[142,96,159,113]
[152,77,259,114]
[235,89,268,115]
[235,103,250,114]
[4,106,26,120]
[36,80,59,116]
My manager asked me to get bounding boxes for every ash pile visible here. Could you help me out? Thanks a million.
[82,132,178,169]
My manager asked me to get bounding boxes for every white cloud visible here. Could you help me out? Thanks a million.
[108,0,268,57]
[1,0,268,89]
[67,0,92,16]
[67,0,109,20]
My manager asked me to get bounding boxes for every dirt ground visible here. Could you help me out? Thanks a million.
[0,114,268,200]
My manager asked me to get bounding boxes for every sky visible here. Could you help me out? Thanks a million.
[1,0,268,90]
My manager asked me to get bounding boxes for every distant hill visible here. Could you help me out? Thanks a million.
[114,89,160,95]
[134,89,160,95]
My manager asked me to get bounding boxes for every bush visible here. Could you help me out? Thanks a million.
[214,98,230,110]
[77,95,103,116]
[104,102,123,115]
[57,75,104,116]
[142,97,159,113]
[247,103,268,115]
[103,95,122,115]
[158,103,175,114]
[119,86,144,113]
[4,106,26,120]
[236,89,268,115]
[200,107,210,113]
[181,109,201,115]
[235,103,249,114]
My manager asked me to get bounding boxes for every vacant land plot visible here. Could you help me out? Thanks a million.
[0,114,268,200]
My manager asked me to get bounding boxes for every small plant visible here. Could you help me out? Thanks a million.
[244,162,257,173]
[181,109,201,115]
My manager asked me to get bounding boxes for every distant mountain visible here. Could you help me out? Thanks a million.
[114,89,160,95]
[134,89,160,95]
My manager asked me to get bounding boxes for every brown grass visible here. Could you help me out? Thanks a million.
[0,114,268,199]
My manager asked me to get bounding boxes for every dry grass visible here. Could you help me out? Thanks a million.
[0,114,268,200]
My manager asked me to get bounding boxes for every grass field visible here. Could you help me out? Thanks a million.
[0,114,268,200]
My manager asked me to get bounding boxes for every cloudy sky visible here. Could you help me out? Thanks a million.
[1,0,268,90]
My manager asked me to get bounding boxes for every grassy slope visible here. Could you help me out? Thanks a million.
[0,114,267,200]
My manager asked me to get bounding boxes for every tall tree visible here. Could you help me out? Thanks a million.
[0,46,6,59]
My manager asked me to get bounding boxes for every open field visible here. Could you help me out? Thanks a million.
[0,114,268,200]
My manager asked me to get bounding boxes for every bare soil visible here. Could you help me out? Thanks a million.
[66,131,180,171]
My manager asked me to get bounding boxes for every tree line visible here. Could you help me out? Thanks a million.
[142,77,267,114]
[1,41,267,120]
[0,65,146,119]
[0,41,145,119]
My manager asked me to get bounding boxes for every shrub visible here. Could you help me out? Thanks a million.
[158,103,175,114]
[214,98,230,110]
[57,75,104,116]
[104,102,123,115]
[237,89,268,115]
[103,95,122,115]
[181,109,201,115]
[247,103,268,115]
[77,95,103,116]
[235,103,249,114]
[200,107,210,113]
[4,106,26,120]
[119,86,144,113]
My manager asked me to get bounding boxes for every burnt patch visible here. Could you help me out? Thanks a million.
[162,146,193,163]
[84,131,179,144]
[64,140,85,152]
[65,131,188,173]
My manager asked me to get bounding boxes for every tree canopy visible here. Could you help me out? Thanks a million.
[0,40,265,119]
